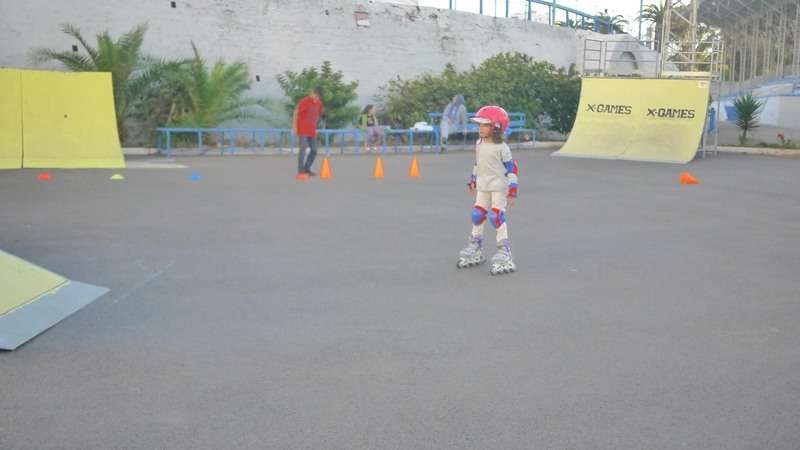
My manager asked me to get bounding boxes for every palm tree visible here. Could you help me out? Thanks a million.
[557,18,596,31]
[126,56,191,135]
[595,12,628,34]
[637,3,664,49]
[168,43,255,128]
[610,15,629,34]
[733,94,763,145]
[31,23,150,141]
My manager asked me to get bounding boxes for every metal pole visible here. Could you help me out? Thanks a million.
[690,0,698,72]
[479,0,483,15]
[716,40,723,155]
[766,11,773,79]
[794,0,800,77]
[795,0,800,76]
[779,9,787,79]
[638,0,643,41]
[449,0,453,9]
[658,0,672,77]
[506,0,509,18]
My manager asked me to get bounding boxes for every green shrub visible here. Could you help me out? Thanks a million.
[277,61,359,129]
[377,52,581,134]
[167,44,257,128]
[733,93,763,145]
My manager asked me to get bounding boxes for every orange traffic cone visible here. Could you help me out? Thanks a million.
[320,158,332,179]
[374,157,385,179]
[37,172,52,181]
[409,156,420,178]
[680,172,699,185]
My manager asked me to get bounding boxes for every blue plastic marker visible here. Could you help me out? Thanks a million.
[189,172,202,181]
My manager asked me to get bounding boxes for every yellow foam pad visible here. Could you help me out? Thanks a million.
[0,250,68,316]
[21,70,124,168]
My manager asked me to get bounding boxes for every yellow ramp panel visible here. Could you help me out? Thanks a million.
[22,70,124,168]
[0,69,23,169]
[0,250,68,316]
[624,79,710,163]
[555,77,634,159]
[555,78,709,164]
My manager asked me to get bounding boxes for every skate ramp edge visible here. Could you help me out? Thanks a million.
[0,250,108,350]
[554,78,710,164]
[0,69,23,168]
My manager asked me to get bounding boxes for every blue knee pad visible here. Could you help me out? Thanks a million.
[489,208,506,228]
[471,206,487,225]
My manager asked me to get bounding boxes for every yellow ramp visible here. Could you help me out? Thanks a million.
[0,69,23,169]
[0,250,109,350]
[0,250,67,316]
[554,78,710,164]
[22,70,124,168]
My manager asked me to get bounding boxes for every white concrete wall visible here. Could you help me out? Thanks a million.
[0,0,584,106]
[374,0,419,5]
[0,0,661,137]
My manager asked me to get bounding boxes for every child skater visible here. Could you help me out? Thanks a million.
[457,106,518,275]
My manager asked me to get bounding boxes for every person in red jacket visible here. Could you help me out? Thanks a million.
[293,87,325,176]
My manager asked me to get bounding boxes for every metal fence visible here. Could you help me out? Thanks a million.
[155,126,536,157]
[424,0,616,33]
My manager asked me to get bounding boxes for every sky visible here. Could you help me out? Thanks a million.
[418,0,647,36]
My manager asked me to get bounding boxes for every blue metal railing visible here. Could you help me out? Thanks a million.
[155,127,442,157]
[441,0,615,33]
[155,125,536,157]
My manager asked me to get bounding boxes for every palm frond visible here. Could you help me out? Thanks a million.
[29,48,95,71]
[60,23,98,63]
[117,23,148,67]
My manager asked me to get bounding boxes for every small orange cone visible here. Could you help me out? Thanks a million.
[373,157,384,179]
[320,158,332,179]
[680,172,699,185]
[409,156,420,178]
[37,172,52,181]
[295,172,310,181]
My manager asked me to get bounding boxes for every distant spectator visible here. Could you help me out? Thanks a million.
[440,94,467,151]
[360,104,383,153]
[293,86,324,177]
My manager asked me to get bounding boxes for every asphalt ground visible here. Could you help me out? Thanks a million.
[1,150,799,449]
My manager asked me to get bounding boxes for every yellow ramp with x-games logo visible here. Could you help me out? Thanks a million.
[554,78,710,164]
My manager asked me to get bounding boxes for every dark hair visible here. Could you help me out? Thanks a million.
[361,104,374,114]
[312,86,324,97]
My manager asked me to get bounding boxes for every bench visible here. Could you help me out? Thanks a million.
[427,112,536,144]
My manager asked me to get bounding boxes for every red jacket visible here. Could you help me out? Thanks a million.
[295,96,324,137]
